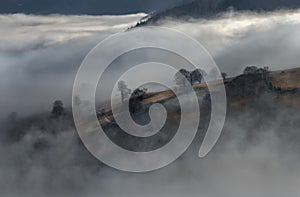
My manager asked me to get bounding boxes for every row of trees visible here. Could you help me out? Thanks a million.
[116,69,208,104]
[243,66,269,75]
[118,80,148,104]
[9,65,270,122]
[117,68,229,103]
[174,68,206,87]
[174,68,228,88]
[46,66,268,117]
[172,65,269,90]
[53,66,269,115]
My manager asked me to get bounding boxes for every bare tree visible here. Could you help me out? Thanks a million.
[118,80,131,103]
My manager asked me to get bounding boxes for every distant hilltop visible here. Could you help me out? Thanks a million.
[135,0,300,26]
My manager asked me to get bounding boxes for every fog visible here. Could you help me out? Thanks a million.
[2,10,300,118]
[158,9,300,75]
[0,13,145,118]
[0,10,300,197]
[1,94,300,197]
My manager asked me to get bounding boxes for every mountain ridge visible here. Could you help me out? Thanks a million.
[136,0,300,26]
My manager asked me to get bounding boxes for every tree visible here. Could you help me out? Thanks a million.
[99,108,106,116]
[264,66,269,71]
[243,66,258,75]
[174,69,191,88]
[243,66,270,76]
[52,100,64,117]
[191,69,206,84]
[257,66,269,74]
[221,72,228,80]
[118,80,132,103]
[129,88,148,114]
[132,88,148,99]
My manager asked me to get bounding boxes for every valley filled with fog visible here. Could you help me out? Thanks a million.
[1,9,300,197]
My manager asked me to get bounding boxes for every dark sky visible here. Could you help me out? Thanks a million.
[0,0,193,15]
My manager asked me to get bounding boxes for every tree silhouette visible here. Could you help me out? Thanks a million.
[243,66,269,76]
[118,80,132,103]
[221,72,228,80]
[243,66,258,75]
[191,69,206,84]
[52,100,64,117]
[129,88,148,114]
[174,69,191,88]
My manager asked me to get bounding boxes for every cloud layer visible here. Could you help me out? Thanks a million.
[0,13,145,118]
[2,10,300,119]
[0,10,300,197]
[158,9,300,75]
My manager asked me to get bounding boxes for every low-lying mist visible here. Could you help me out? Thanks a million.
[1,96,300,197]
[0,13,146,119]
[156,9,300,75]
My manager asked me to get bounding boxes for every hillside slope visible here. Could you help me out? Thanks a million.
[141,67,300,106]
[5,67,300,142]
[137,0,300,26]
